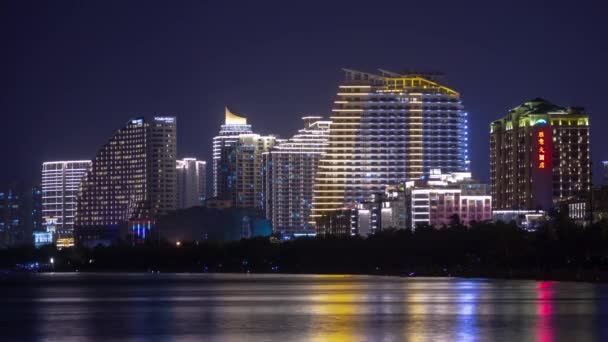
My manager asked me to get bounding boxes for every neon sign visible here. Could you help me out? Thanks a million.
[538,131,546,169]
[532,125,552,210]
[154,117,175,123]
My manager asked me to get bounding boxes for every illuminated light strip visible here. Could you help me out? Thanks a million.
[42,160,92,165]
[310,208,349,212]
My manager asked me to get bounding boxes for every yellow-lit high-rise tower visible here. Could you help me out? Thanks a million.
[312,69,469,233]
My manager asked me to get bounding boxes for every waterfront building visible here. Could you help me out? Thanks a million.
[314,208,357,236]
[75,117,177,246]
[603,161,608,186]
[41,160,91,247]
[232,134,277,210]
[265,117,331,236]
[592,187,608,223]
[492,210,547,230]
[213,107,253,198]
[155,206,272,243]
[490,98,591,212]
[355,188,408,236]
[406,170,491,229]
[30,186,43,233]
[33,231,53,248]
[0,189,25,248]
[318,170,489,235]
[176,158,206,209]
[312,69,469,230]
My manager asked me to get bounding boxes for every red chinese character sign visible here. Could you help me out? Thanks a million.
[537,130,548,169]
[531,121,553,210]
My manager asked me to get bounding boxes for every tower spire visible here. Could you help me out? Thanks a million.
[225,107,247,125]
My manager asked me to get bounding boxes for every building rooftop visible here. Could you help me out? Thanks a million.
[225,107,247,125]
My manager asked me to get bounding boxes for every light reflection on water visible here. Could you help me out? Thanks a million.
[0,273,607,341]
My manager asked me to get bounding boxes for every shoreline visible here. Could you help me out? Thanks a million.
[3,269,607,284]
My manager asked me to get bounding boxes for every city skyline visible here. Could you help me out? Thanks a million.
[3,1,608,188]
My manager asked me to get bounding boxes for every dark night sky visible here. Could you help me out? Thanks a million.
[2,0,607,187]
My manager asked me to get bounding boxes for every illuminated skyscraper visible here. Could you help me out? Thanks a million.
[41,160,91,247]
[490,98,591,211]
[176,158,206,209]
[312,69,469,228]
[265,117,331,236]
[213,107,253,198]
[232,134,277,210]
[75,117,177,245]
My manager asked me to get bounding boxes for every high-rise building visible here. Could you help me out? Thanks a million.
[490,98,591,212]
[30,186,43,234]
[312,69,469,228]
[75,117,177,246]
[0,189,25,248]
[232,134,277,210]
[176,158,206,209]
[41,160,91,247]
[213,107,253,198]
[602,161,608,186]
[265,117,331,236]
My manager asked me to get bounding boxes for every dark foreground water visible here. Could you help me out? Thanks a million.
[1,274,608,341]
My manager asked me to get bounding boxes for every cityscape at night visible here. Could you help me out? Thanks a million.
[2,0,608,340]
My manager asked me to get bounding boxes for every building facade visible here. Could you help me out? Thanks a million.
[232,134,277,210]
[490,98,591,212]
[265,117,331,236]
[41,160,91,247]
[0,189,25,248]
[312,69,469,229]
[75,117,177,245]
[176,158,206,209]
[30,186,43,234]
[408,170,492,229]
[355,192,408,236]
[213,107,253,198]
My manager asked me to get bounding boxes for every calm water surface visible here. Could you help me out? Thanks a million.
[0,273,607,341]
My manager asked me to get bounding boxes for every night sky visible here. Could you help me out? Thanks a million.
[2,0,607,188]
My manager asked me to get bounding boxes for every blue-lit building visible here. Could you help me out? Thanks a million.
[312,69,470,233]
[0,189,25,248]
[31,186,43,233]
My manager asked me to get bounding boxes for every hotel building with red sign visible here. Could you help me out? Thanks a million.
[490,98,590,213]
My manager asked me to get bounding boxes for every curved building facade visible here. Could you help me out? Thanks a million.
[312,69,469,230]
[75,117,177,245]
[265,117,331,236]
